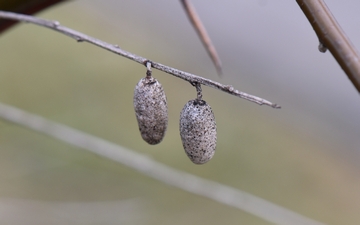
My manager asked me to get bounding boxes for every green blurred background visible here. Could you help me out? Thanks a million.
[1,0,360,224]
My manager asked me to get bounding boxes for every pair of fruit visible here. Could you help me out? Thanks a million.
[133,72,217,164]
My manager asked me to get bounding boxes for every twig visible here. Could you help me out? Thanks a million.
[0,102,325,225]
[0,0,66,33]
[0,10,280,109]
[296,0,360,93]
[180,0,223,75]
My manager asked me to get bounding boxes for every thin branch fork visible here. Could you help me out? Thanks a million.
[0,10,280,109]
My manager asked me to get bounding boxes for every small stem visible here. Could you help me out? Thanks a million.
[191,82,203,101]
[0,10,280,109]
[145,61,152,77]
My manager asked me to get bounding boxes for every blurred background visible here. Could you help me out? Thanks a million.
[0,0,360,224]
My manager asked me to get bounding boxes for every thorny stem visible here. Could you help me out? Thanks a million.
[0,10,280,109]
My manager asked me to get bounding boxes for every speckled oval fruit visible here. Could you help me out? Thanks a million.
[180,99,217,164]
[134,77,168,145]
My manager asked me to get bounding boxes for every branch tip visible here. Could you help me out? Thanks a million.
[273,104,281,109]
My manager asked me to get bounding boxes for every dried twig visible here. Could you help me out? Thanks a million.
[296,0,360,93]
[0,102,325,225]
[0,0,66,33]
[180,0,223,75]
[0,10,280,109]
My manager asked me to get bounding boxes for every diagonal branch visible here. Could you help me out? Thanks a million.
[0,10,279,108]
[0,0,67,33]
[0,102,325,225]
[180,0,223,75]
[296,0,360,93]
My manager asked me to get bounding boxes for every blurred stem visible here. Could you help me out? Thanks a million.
[0,0,67,33]
[297,0,360,93]
[180,0,222,75]
[0,10,280,108]
[0,102,323,225]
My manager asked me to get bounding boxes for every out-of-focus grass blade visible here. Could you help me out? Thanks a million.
[180,0,223,76]
[0,102,326,225]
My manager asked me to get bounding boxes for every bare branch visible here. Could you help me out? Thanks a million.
[180,0,223,75]
[0,102,324,225]
[0,0,66,33]
[0,10,280,109]
[296,0,360,93]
